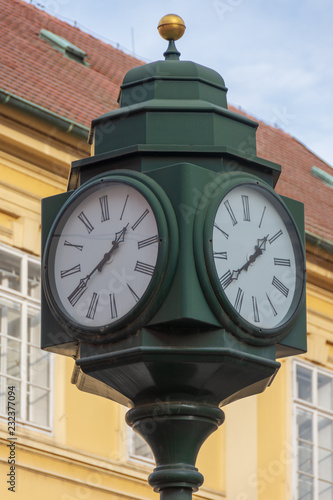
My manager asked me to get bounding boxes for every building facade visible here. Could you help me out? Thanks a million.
[0,1,332,499]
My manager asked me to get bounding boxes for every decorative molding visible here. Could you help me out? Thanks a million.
[305,333,331,366]
[0,149,67,191]
[306,245,333,292]
[307,307,333,336]
[0,225,13,238]
[0,431,223,500]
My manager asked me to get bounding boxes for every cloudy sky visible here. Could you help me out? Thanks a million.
[26,0,333,167]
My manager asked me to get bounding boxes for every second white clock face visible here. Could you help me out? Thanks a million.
[47,181,160,330]
[212,184,301,330]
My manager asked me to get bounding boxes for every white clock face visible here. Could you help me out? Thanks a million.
[45,180,160,331]
[212,184,303,330]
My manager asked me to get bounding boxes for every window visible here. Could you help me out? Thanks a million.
[0,245,52,429]
[294,361,333,499]
[128,427,154,464]
[39,29,89,66]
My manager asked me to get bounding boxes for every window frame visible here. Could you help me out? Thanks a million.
[0,243,54,433]
[292,359,333,499]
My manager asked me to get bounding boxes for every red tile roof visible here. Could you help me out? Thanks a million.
[1,0,332,245]
[0,0,142,125]
[233,107,333,244]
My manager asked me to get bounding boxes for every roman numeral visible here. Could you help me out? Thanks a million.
[132,209,149,230]
[134,261,155,276]
[109,293,118,319]
[214,251,228,260]
[120,194,129,221]
[259,206,266,228]
[224,200,237,226]
[266,293,278,317]
[274,258,291,267]
[78,211,94,233]
[220,270,232,289]
[242,195,250,221]
[214,223,229,239]
[99,195,110,222]
[272,276,289,297]
[127,283,139,303]
[234,288,244,313]
[64,240,83,251]
[269,230,283,244]
[252,296,260,323]
[60,264,81,278]
[86,293,99,319]
[138,235,159,249]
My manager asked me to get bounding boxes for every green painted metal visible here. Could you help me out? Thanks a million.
[311,166,333,188]
[192,170,306,349]
[305,231,333,254]
[41,37,306,500]
[68,143,280,190]
[77,329,280,407]
[89,55,281,188]
[39,29,89,65]
[0,89,89,139]
[127,402,224,496]
[41,190,78,356]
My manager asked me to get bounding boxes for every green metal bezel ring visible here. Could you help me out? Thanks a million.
[193,171,306,346]
[42,170,179,344]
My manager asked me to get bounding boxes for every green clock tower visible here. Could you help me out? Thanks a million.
[41,14,306,500]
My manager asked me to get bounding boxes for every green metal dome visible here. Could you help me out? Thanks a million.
[87,38,280,187]
[120,58,228,108]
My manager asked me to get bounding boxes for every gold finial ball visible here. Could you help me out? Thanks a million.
[158,14,186,41]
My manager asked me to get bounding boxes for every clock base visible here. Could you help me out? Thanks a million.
[126,402,224,499]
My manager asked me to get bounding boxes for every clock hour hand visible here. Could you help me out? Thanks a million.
[67,225,128,306]
[242,235,269,271]
[95,224,129,273]
[231,235,269,280]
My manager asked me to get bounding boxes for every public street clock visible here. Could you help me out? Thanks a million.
[195,173,306,344]
[43,172,178,342]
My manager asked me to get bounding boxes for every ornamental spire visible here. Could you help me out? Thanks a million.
[157,14,186,60]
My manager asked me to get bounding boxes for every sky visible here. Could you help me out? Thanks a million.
[25,0,333,168]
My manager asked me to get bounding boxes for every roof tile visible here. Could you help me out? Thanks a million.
[1,0,332,244]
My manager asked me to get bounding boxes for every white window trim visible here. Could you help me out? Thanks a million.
[292,359,333,499]
[0,243,54,433]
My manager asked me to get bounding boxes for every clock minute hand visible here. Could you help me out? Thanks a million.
[231,235,269,280]
[67,225,129,306]
[67,276,89,306]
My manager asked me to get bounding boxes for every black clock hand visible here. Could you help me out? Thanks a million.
[241,235,268,271]
[67,276,89,306]
[95,224,129,273]
[231,235,269,281]
[67,224,128,306]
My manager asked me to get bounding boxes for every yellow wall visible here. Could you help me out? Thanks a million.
[0,103,332,500]
[225,267,333,500]
[0,106,226,500]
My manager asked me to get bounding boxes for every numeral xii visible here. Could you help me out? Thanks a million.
[99,195,110,222]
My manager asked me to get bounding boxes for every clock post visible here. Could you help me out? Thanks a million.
[41,14,306,500]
